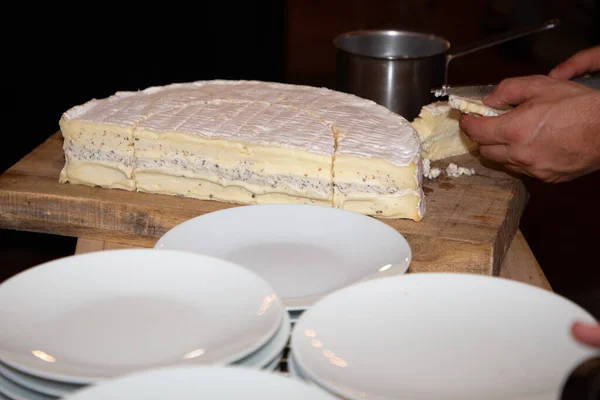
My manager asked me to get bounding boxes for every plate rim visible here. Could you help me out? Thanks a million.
[235,311,291,369]
[0,373,53,400]
[154,204,412,310]
[290,272,599,400]
[0,249,285,384]
[0,361,82,398]
[56,365,338,400]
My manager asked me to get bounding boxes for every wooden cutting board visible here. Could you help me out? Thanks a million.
[0,133,527,276]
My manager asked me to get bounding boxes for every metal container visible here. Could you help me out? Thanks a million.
[333,19,560,121]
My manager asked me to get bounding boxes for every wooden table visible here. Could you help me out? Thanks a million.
[0,133,552,291]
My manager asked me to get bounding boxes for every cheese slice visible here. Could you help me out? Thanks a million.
[411,102,478,161]
[59,80,425,220]
[448,95,511,117]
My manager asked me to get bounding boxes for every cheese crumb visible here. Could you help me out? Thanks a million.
[427,168,442,180]
[446,162,476,177]
[423,158,442,180]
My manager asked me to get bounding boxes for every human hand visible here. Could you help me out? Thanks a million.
[549,46,600,80]
[458,75,600,182]
[572,321,600,349]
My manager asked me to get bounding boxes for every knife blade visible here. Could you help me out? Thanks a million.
[431,84,496,99]
[432,76,600,99]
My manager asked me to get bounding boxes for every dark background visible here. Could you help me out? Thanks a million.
[3,1,600,316]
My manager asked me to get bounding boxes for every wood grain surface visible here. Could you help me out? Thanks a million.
[0,133,528,275]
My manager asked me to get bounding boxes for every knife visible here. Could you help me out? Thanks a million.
[432,75,600,99]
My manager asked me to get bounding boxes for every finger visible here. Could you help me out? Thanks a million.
[477,144,511,164]
[503,163,527,176]
[459,115,509,145]
[572,321,600,348]
[478,145,526,176]
[482,75,549,109]
[549,45,600,80]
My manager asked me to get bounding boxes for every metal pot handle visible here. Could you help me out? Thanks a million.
[444,18,561,83]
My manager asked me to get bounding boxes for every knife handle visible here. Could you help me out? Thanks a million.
[444,18,561,84]
[446,19,560,62]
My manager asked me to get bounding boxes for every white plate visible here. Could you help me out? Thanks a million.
[235,311,291,369]
[0,249,284,384]
[287,354,306,381]
[0,311,289,400]
[0,362,82,398]
[263,351,284,372]
[291,273,599,400]
[61,366,338,400]
[0,374,53,400]
[155,204,411,310]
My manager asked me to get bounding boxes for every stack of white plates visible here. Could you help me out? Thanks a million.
[289,273,599,400]
[0,249,290,399]
[61,365,337,399]
[155,204,413,321]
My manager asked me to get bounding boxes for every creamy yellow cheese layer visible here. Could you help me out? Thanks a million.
[59,119,135,177]
[134,128,332,201]
[334,155,419,191]
[411,101,478,162]
[61,134,424,219]
[59,160,135,190]
[136,172,330,207]
[335,190,424,220]
[422,132,477,161]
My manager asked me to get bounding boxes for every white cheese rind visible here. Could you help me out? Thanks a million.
[59,80,425,220]
[63,80,421,167]
[448,96,511,117]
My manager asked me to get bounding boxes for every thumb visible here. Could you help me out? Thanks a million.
[572,321,600,348]
[482,75,549,109]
